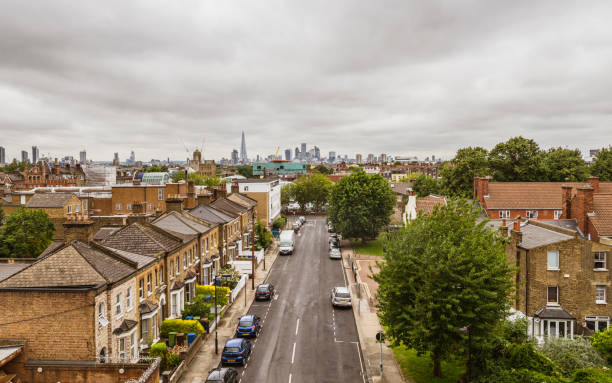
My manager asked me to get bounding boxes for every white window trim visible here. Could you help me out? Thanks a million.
[554,210,562,220]
[585,315,610,332]
[547,286,559,306]
[67,205,73,214]
[526,210,538,219]
[126,288,133,311]
[595,251,608,271]
[596,285,607,304]
[547,250,560,271]
[116,203,122,211]
[116,293,123,318]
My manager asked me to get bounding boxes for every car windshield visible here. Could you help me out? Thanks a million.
[280,241,292,247]
[223,347,240,353]
[257,287,268,293]
[239,320,252,327]
[336,292,350,298]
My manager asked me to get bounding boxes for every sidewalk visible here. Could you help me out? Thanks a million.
[342,243,406,383]
[178,243,279,383]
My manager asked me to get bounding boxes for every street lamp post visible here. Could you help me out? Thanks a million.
[376,331,385,378]
[214,276,219,355]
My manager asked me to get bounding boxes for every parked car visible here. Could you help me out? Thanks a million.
[205,367,238,383]
[221,338,252,366]
[235,314,261,338]
[328,223,334,232]
[329,248,341,259]
[292,221,301,232]
[298,216,306,225]
[255,283,275,301]
[287,202,300,211]
[331,286,352,308]
[329,238,340,250]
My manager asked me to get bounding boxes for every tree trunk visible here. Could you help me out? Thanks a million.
[432,353,442,378]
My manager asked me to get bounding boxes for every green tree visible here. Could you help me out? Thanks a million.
[0,207,4,225]
[144,165,168,173]
[254,221,273,249]
[327,171,395,241]
[295,173,333,210]
[236,165,253,179]
[591,147,612,181]
[411,174,443,197]
[543,147,589,182]
[374,200,513,377]
[0,161,28,173]
[313,165,334,175]
[171,171,224,186]
[0,208,56,258]
[281,183,297,206]
[440,147,489,197]
[488,136,546,182]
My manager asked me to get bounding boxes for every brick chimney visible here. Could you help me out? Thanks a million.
[473,177,489,202]
[54,158,60,176]
[231,182,239,194]
[165,197,184,213]
[132,201,146,215]
[561,185,572,219]
[510,217,523,246]
[588,176,600,193]
[186,180,196,209]
[63,214,95,244]
[499,219,509,237]
[197,193,212,206]
[573,186,594,235]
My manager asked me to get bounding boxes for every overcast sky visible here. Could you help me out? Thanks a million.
[1,0,612,163]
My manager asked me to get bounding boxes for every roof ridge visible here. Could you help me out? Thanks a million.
[138,224,175,251]
[70,241,113,282]
[142,223,185,250]
[89,241,139,269]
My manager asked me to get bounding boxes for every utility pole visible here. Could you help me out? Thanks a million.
[376,331,385,379]
[214,277,218,354]
[251,210,255,290]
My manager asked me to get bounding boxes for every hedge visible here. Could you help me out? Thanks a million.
[196,285,230,307]
[572,368,612,383]
[160,319,205,338]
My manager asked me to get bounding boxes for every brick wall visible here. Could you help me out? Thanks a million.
[0,290,96,361]
[243,193,268,228]
[22,361,158,383]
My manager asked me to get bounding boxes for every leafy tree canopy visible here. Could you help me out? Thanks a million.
[144,165,168,172]
[327,171,395,240]
[488,136,546,182]
[543,147,589,182]
[281,183,296,206]
[411,174,443,197]
[591,147,612,181]
[374,200,513,377]
[171,171,225,186]
[440,147,489,198]
[0,208,56,258]
[313,165,334,175]
[236,165,253,179]
[0,161,28,173]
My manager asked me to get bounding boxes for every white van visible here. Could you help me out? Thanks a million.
[279,230,295,255]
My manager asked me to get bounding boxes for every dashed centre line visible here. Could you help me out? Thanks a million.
[295,318,300,335]
[291,342,296,364]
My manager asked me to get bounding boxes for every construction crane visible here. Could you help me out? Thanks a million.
[273,146,280,161]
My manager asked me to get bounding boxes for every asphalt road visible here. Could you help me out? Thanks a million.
[235,216,366,383]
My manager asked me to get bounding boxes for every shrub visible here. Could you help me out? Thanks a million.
[182,297,212,319]
[591,328,612,362]
[572,368,612,383]
[540,337,605,376]
[160,319,205,338]
[166,353,181,368]
[218,266,241,289]
[475,368,565,383]
[149,342,168,358]
[195,285,230,307]
[501,318,528,344]
[272,217,287,230]
[506,342,557,375]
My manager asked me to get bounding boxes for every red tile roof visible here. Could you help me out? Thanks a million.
[416,195,446,215]
[484,182,612,210]
[591,194,612,237]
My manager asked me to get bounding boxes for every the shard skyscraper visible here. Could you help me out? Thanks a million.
[240,131,248,164]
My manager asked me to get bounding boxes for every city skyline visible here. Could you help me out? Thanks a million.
[2,2,612,162]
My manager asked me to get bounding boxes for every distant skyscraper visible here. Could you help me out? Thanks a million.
[129,150,135,165]
[231,149,239,164]
[300,143,307,159]
[21,150,29,163]
[295,147,299,159]
[380,153,387,164]
[240,131,248,164]
[80,150,87,164]
[356,154,362,164]
[31,146,39,163]
[329,151,336,163]
[285,149,291,161]
[314,146,320,161]
[0,146,5,164]
[367,154,374,164]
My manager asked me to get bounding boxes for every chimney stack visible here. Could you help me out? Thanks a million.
[499,219,509,237]
[561,185,573,219]
[588,176,600,193]
[510,217,523,245]
[165,197,184,213]
[63,215,94,244]
[574,186,594,236]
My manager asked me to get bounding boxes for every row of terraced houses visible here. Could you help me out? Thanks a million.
[0,178,280,383]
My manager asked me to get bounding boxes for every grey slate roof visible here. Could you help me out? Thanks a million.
[152,211,213,239]
[535,305,574,319]
[99,223,183,256]
[93,227,120,241]
[519,223,574,249]
[26,193,75,208]
[0,263,30,282]
[227,193,257,208]
[102,247,157,269]
[211,198,248,217]
[189,204,234,224]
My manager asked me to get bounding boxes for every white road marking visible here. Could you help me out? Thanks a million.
[289,373,293,383]
[295,318,300,335]
[291,342,296,364]
[356,342,367,383]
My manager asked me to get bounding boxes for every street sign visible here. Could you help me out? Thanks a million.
[376,331,385,342]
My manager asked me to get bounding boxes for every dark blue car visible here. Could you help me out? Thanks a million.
[221,338,251,366]
[235,314,261,338]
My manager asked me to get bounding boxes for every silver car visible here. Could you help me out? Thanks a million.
[329,248,341,259]
[331,286,352,308]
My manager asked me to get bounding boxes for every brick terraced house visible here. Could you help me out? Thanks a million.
[499,219,612,341]
[188,203,242,266]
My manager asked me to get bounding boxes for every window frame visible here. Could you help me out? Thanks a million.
[115,203,122,211]
[147,274,152,296]
[554,210,562,220]
[547,286,559,305]
[116,293,123,316]
[547,250,560,271]
[126,287,132,310]
[596,285,607,304]
[158,188,164,201]
[67,205,73,214]
[586,315,610,332]
[118,338,126,361]
[526,210,538,219]
[139,279,144,300]
[595,251,607,270]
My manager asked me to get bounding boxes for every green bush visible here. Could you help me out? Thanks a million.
[166,353,181,368]
[506,343,558,375]
[540,337,605,376]
[475,368,565,383]
[195,285,229,307]
[572,368,612,383]
[501,318,528,344]
[272,217,287,230]
[217,266,241,289]
[182,297,212,318]
[160,319,204,338]
[149,342,168,358]
[591,328,612,362]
